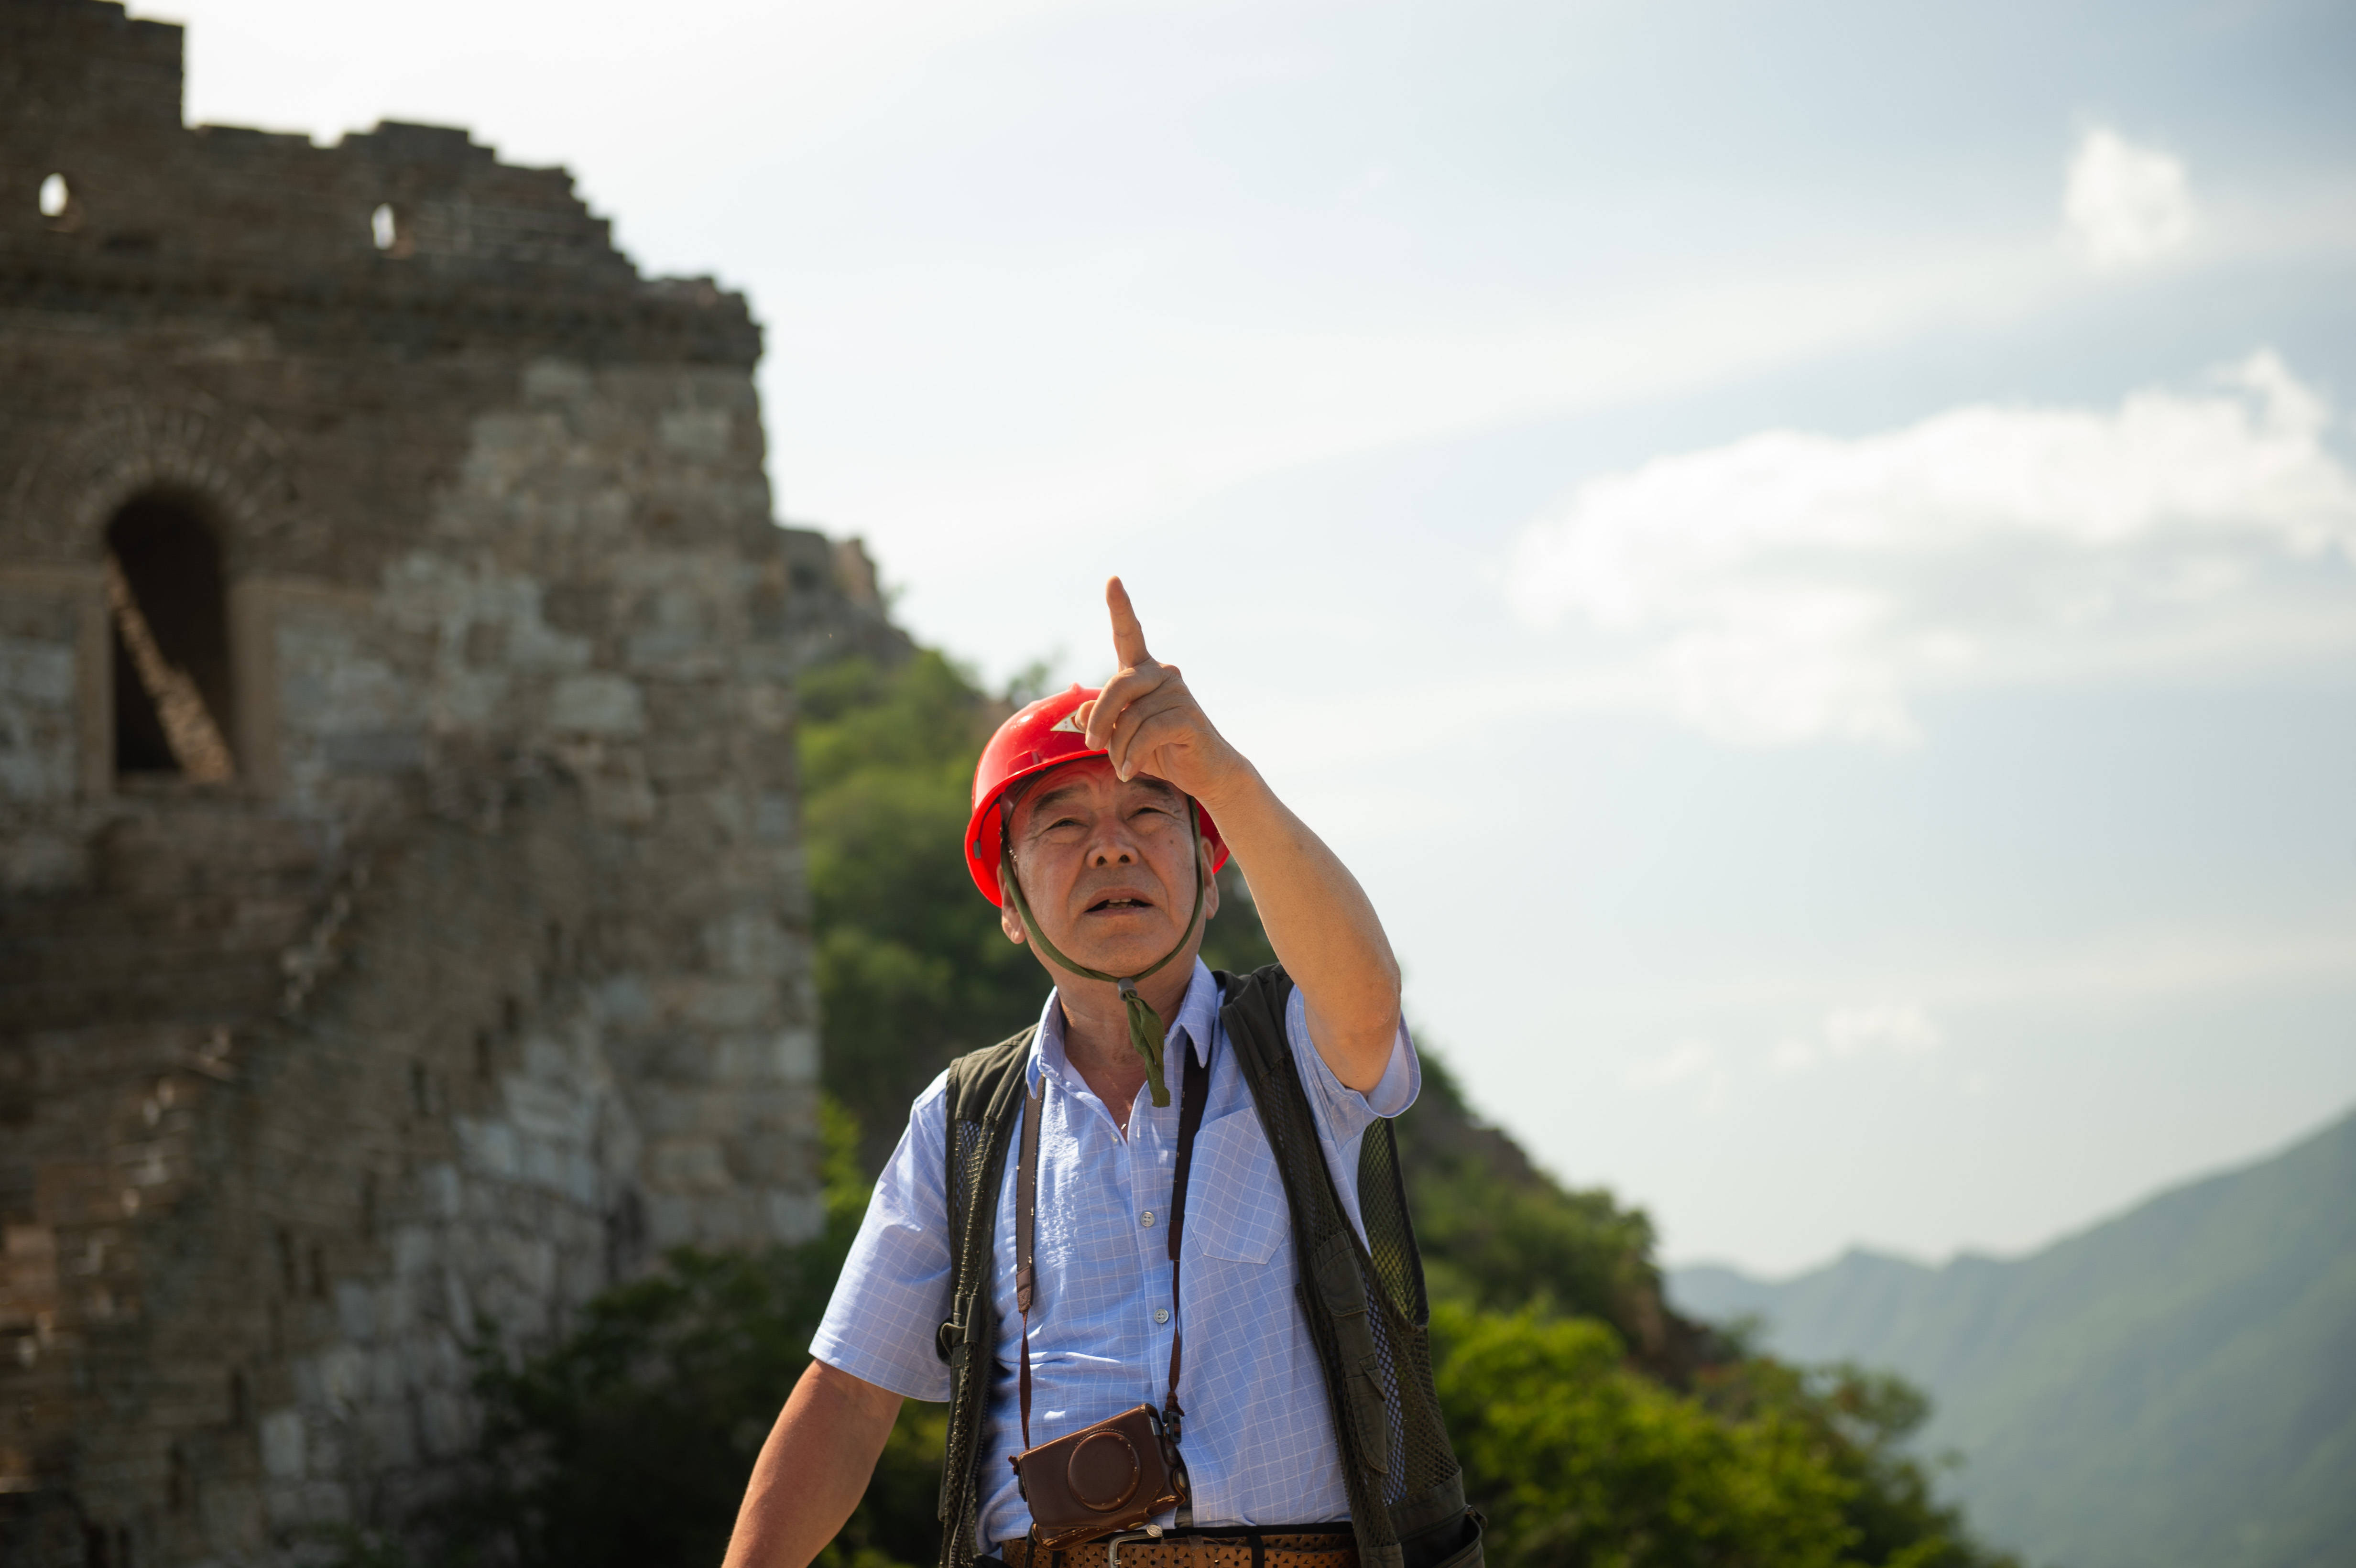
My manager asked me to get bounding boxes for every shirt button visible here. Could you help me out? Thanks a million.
[1140,1211,1155,1227]
[1154,1308,1170,1325]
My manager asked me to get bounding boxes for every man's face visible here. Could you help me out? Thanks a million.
[999,757,1218,979]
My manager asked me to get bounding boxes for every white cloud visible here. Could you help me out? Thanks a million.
[1625,1039,1718,1089]
[1622,1041,1733,1111]
[2063,125,2195,271]
[1773,1003,1942,1073]
[1627,1005,1942,1102]
[1506,351,2356,746]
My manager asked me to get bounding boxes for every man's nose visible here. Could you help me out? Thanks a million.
[1087,821,1141,866]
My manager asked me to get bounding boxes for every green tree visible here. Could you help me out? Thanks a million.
[1434,1305,1861,1568]
[1694,1360,2005,1568]
[799,651,1032,1171]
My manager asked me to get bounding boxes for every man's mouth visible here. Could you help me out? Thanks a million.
[1086,895,1156,913]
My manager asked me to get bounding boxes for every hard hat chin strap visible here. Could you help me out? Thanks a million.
[1000,800,1208,1108]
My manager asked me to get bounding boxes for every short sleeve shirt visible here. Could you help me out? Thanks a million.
[809,961,1419,1550]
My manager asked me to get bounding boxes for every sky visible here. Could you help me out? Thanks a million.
[162,0,2356,1274]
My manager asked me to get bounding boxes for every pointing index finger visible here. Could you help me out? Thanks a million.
[1106,577,1152,669]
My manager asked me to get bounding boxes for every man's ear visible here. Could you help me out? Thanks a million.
[997,862,1028,947]
[1201,843,1222,921]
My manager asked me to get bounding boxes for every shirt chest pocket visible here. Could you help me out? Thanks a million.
[1183,1111,1288,1265]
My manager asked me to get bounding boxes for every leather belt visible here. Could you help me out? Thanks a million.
[996,1529,1358,1568]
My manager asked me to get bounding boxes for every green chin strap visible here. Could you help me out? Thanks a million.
[1000,799,1208,1108]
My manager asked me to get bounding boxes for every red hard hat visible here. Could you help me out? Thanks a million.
[965,683,1228,905]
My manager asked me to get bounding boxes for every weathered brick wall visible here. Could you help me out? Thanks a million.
[0,3,906,1561]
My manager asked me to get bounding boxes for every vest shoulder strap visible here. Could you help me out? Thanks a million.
[934,1024,1037,1568]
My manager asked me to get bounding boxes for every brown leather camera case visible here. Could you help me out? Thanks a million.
[1012,1402,1188,1551]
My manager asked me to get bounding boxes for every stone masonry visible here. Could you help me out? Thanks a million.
[0,3,906,1561]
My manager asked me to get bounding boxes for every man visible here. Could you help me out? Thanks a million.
[724,580,1477,1568]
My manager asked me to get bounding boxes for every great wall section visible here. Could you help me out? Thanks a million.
[0,3,903,1560]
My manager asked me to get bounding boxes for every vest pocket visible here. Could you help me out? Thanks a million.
[1187,1113,1287,1264]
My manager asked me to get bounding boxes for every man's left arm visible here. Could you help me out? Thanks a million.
[1082,578,1402,1092]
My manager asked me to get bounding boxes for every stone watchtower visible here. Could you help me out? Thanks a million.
[0,3,896,1560]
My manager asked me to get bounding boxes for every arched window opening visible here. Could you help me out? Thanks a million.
[105,495,236,783]
[40,172,83,232]
[370,202,413,258]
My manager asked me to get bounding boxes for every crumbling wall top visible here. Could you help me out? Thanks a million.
[0,0,755,365]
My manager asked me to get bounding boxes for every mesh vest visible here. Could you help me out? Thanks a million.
[929,965,1483,1568]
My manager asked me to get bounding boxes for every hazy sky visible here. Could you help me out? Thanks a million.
[164,0,2356,1273]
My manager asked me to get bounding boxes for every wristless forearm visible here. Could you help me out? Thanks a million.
[722,1361,903,1568]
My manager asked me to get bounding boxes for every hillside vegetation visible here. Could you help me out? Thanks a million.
[1672,1109,2356,1568]
[422,647,2018,1568]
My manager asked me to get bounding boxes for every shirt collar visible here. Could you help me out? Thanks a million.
[1029,958,1221,1094]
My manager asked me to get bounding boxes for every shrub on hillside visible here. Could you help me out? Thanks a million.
[1434,1304,1858,1568]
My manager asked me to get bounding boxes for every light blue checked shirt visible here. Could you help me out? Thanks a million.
[810,960,1419,1550]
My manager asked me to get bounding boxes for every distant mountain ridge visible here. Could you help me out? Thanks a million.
[1669,1107,2356,1568]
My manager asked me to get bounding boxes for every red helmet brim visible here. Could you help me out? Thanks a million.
[965,685,1228,905]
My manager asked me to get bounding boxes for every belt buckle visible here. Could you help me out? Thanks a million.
[1105,1524,1165,1568]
